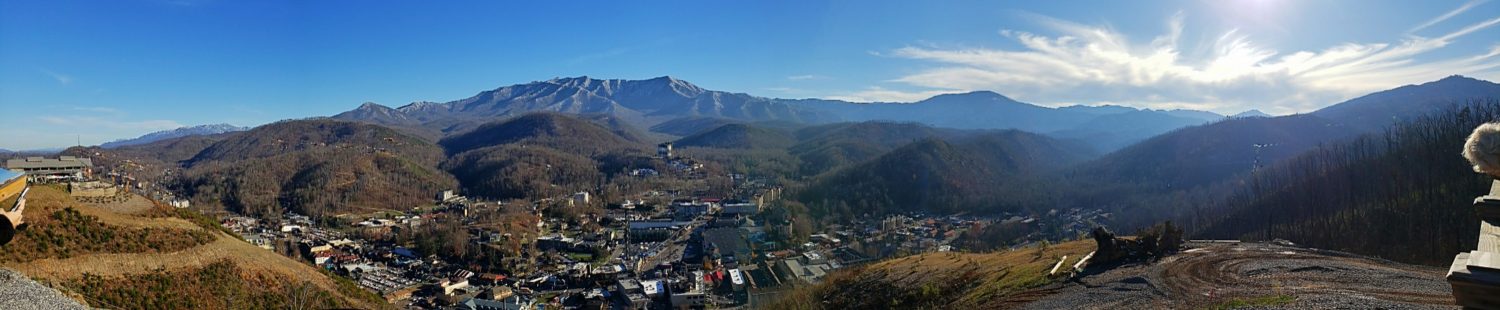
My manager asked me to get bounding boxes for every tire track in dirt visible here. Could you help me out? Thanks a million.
[1020,242,1456,309]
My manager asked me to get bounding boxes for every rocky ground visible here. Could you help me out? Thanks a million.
[0,268,88,310]
[1009,241,1456,309]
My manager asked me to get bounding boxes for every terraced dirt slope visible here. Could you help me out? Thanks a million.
[1016,241,1454,309]
[769,239,1098,309]
[0,186,387,309]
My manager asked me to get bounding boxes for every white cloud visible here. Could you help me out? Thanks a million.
[860,11,1500,114]
[69,106,122,115]
[826,86,956,102]
[40,69,72,85]
[1410,0,1489,34]
[764,87,811,95]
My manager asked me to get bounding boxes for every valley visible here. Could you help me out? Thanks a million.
[3,74,1499,309]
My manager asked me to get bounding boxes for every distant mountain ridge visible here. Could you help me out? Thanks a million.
[334,76,837,135]
[1314,75,1500,131]
[802,91,1223,136]
[798,130,1091,216]
[1231,109,1272,118]
[102,124,247,148]
[1069,75,1500,228]
[331,76,1224,152]
[673,123,795,149]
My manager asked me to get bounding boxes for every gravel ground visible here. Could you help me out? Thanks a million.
[1018,242,1456,309]
[0,268,90,310]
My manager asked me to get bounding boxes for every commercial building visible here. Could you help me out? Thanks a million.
[571,191,591,206]
[657,142,673,158]
[5,156,92,181]
[627,220,692,241]
[721,201,760,215]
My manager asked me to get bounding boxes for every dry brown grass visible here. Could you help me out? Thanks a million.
[767,239,1097,310]
[1,186,389,309]
[80,194,156,215]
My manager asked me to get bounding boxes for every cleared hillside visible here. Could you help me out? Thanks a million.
[769,239,1097,309]
[0,186,387,309]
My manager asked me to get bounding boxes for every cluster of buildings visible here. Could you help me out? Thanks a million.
[220,213,438,302]
[4,156,92,182]
[2,156,133,203]
[4,152,1120,309]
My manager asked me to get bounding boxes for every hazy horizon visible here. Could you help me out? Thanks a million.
[2,0,1498,149]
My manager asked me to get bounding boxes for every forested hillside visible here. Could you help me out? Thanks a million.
[438,113,652,200]
[648,116,743,136]
[442,145,603,200]
[789,122,966,176]
[174,119,456,219]
[1314,75,1500,131]
[797,131,1091,217]
[1192,100,1500,265]
[439,113,645,156]
[673,123,795,149]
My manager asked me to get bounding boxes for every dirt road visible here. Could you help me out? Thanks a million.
[1016,242,1456,309]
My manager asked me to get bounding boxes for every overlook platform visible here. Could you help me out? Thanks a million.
[1447,181,1500,308]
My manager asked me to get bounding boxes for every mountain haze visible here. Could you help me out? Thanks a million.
[673,123,796,149]
[101,124,247,149]
[798,131,1091,216]
[330,76,1223,151]
[1314,75,1500,131]
[333,76,837,134]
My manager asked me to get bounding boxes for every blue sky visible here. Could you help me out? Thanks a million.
[2,0,1498,150]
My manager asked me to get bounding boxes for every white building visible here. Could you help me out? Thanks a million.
[571,192,590,206]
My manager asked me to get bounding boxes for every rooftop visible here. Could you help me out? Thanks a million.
[0,169,21,183]
[5,157,91,170]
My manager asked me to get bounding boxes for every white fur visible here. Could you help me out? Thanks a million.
[1464,123,1500,177]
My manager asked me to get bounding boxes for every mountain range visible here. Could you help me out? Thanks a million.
[332,76,836,137]
[1069,75,1500,228]
[330,76,1225,152]
[101,124,247,148]
[56,73,1500,273]
[1231,109,1272,118]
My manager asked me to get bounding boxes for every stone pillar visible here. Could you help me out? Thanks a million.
[1448,179,1500,308]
